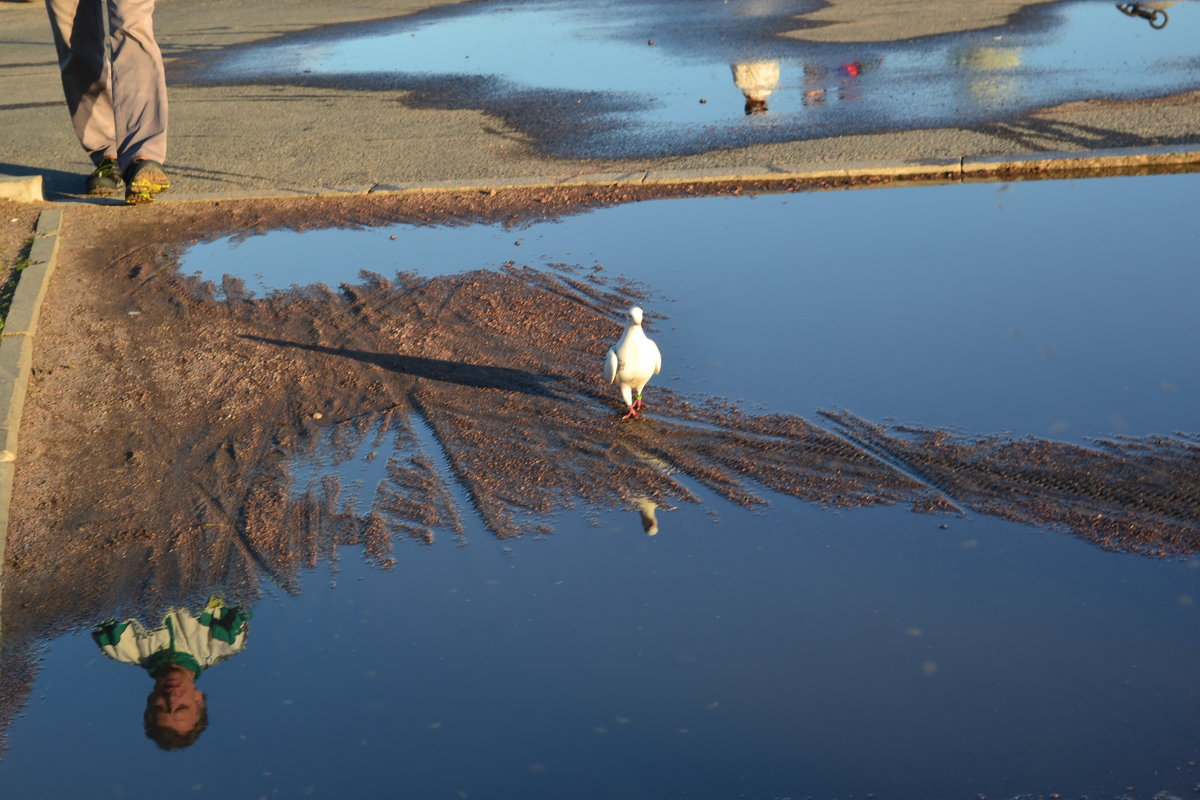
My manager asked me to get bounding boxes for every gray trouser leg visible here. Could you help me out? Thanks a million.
[107,0,168,171]
[45,0,168,170]
[46,0,116,164]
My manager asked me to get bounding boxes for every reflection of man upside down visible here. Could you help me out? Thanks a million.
[731,61,781,114]
[93,597,250,750]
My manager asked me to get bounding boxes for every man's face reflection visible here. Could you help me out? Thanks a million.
[146,665,206,734]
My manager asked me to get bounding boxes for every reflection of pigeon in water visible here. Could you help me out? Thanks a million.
[633,495,659,535]
[605,306,662,419]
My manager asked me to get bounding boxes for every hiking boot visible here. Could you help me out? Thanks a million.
[124,159,170,205]
[85,157,123,195]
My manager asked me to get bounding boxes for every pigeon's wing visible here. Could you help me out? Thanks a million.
[605,348,619,384]
[649,339,662,375]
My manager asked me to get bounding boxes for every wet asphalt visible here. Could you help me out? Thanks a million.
[0,0,1198,201]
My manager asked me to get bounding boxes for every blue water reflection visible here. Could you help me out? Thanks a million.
[3,175,1199,798]
[183,173,1200,443]
[201,0,1200,156]
[5,496,1200,798]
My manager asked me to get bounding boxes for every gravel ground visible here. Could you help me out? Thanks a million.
[0,203,44,330]
[4,186,1197,647]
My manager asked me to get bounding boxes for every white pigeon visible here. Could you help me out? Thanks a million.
[605,306,662,419]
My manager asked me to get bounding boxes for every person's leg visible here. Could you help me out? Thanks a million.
[45,0,120,171]
[106,0,168,171]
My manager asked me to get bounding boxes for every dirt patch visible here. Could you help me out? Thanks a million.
[823,411,1200,557]
[0,202,44,331]
[3,183,1199,640]
[2,184,918,633]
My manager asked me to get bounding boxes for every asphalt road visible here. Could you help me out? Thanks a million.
[1,0,1198,201]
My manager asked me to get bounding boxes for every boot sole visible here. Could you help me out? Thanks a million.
[125,180,170,205]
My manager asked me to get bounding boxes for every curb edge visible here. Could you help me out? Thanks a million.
[0,208,62,588]
[120,145,1200,205]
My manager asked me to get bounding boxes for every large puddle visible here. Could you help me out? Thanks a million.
[192,0,1200,156]
[183,173,1199,442]
[2,174,1199,798]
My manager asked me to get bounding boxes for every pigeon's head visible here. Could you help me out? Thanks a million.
[628,306,644,326]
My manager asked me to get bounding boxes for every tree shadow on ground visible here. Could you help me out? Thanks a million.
[968,116,1200,152]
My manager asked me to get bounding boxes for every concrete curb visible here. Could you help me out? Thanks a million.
[0,208,62,577]
[4,145,1197,205]
[0,175,43,204]
[961,143,1200,175]
[120,144,1200,205]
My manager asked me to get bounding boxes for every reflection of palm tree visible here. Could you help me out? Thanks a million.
[9,257,1200,587]
[4,231,1200,756]
[731,61,780,115]
[202,266,1200,550]
[5,240,1200,693]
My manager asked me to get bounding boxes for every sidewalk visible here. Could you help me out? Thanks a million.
[2,0,1199,203]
